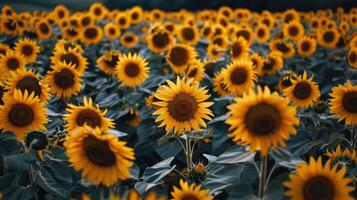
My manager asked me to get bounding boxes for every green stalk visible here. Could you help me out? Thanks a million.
[258,155,268,199]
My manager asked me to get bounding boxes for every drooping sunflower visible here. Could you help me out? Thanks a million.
[147,29,173,53]
[213,70,231,96]
[153,77,213,135]
[6,69,50,102]
[176,24,200,46]
[297,36,317,57]
[35,19,52,39]
[254,24,270,43]
[317,28,340,48]
[277,71,298,93]
[121,108,141,128]
[284,157,354,200]
[44,62,82,99]
[0,89,47,140]
[171,179,213,200]
[185,59,205,82]
[269,39,295,58]
[97,51,121,75]
[0,50,26,80]
[222,58,257,95]
[166,44,197,73]
[120,32,139,48]
[283,71,320,108]
[230,37,249,61]
[347,47,357,69]
[50,48,88,74]
[103,23,121,40]
[283,20,304,41]
[64,126,135,187]
[80,25,103,45]
[64,97,114,131]
[14,38,40,63]
[226,86,299,156]
[115,53,149,87]
[325,145,357,164]
[258,51,283,75]
[329,80,357,125]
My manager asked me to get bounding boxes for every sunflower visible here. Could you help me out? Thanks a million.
[283,9,300,23]
[116,13,131,29]
[283,20,304,41]
[297,36,317,57]
[89,3,107,20]
[115,53,149,87]
[62,27,81,41]
[185,59,205,82]
[258,51,283,75]
[129,6,144,24]
[249,53,264,70]
[283,157,354,200]
[0,89,47,140]
[6,69,50,102]
[226,86,299,156]
[35,19,52,39]
[104,23,121,40]
[1,17,18,35]
[166,44,197,73]
[50,48,88,74]
[234,27,254,45]
[64,126,135,187]
[153,77,213,135]
[207,43,223,60]
[347,47,357,69]
[309,18,320,29]
[213,70,231,96]
[277,71,298,93]
[0,43,10,56]
[14,38,40,63]
[2,5,15,17]
[44,62,82,99]
[80,25,103,45]
[64,96,114,131]
[176,24,200,46]
[255,24,270,43]
[147,29,173,53]
[78,13,94,28]
[317,28,340,48]
[230,37,249,61]
[0,50,26,80]
[171,179,213,200]
[120,32,139,48]
[121,108,141,128]
[283,71,320,108]
[54,40,83,54]
[211,35,229,49]
[163,21,176,34]
[260,15,275,29]
[326,145,357,164]
[200,23,214,41]
[150,9,165,22]
[269,39,295,58]
[97,51,121,75]
[329,80,357,125]
[52,5,69,22]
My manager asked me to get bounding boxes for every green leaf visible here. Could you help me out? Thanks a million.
[35,167,70,199]
[270,147,304,169]
[204,146,255,165]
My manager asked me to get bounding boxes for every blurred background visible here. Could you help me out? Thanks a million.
[0,0,355,12]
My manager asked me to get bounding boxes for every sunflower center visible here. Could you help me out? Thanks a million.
[293,82,311,99]
[39,23,50,34]
[83,135,116,167]
[54,68,75,89]
[263,58,275,71]
[288,26,298,36]
[152,32,170,48]
[231,42,242,58]
[0,49,6,55]
[21,45,34,56]
[124,62,140,77]
[58,10,65,18]
[132,12,139,20]
[81,17,90,26]
[60,53,79,67]
[104,55,119,68]
[76,109,102,128]
[236,30,250,41]
[281,76,293,87]
[257,29,265,38]
[245,103,281,136]
[323,31,334,42]
[84,27,98,39]
[342,92,357,113]
[0,86,5,105]
[203,28,211,37]
[66,28,78,36]
[108,28,116,35]
[181,195,199,200]
[230,67,248,84]
[5,19,17,31]
[284,14,294,23]
[16,76,41,97]
[94,8,101,15]
[124,35,134,43]
[303,176,335,200]
[119,18,126,25]
[276,42,290,53]
[169,93,197,122]
[182,27,195,41]
[9,104,34,127]
[301,41,311,51]
[349,52,356,63]
[312,21,318,28]
[7,58,20,70]
[169,47,189,66]
[188,68,198,77]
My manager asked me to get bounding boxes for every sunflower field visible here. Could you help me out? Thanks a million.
[0,3,356,200]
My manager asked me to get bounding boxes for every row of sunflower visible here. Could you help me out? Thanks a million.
[0,3,356,200]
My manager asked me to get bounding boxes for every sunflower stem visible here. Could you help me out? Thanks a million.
[1,155,7,176]
[184,135,193,172]
[258,155,268,199]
